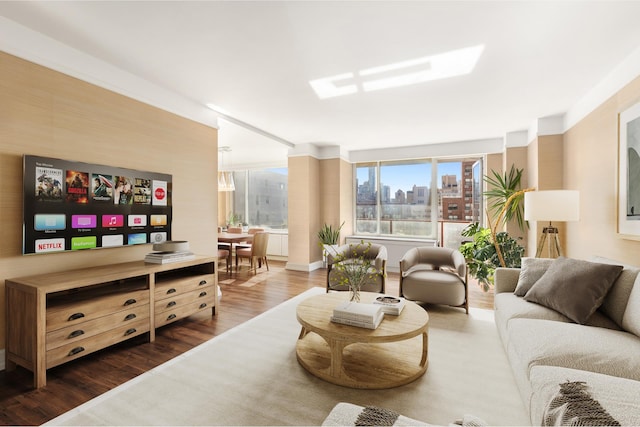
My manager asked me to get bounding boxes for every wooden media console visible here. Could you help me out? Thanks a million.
[5,255,217,388]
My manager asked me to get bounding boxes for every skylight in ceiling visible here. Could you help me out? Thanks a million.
[309,45,485,99]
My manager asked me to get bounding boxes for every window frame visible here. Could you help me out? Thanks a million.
[353,157,482,240]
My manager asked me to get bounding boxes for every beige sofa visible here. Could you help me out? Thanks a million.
[494,257,640,426]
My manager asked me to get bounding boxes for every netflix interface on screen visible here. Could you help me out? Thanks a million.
[23,155,172,255]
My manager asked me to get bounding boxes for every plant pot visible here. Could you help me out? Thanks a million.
[322,244,340,267]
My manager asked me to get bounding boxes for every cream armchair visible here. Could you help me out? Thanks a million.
[399,247,468,313]
[326,242,387,293]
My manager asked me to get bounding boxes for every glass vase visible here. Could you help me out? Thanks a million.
[349,286,360,303]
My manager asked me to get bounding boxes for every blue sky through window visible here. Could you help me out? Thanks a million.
[358,161,462,195]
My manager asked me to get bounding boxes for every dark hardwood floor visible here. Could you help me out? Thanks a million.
[0,261,493,426]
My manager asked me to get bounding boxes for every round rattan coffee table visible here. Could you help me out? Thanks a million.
[295,291,429,389]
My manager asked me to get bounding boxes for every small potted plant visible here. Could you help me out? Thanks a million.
[318,222,344,267]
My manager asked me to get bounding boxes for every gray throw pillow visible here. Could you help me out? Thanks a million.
[523,257,623,324]
[514,257,554,296]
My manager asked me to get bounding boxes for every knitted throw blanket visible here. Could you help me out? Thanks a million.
[544,381,621,426]
[355,406,400,426]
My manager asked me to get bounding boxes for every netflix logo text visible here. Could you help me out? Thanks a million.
[35,238,65,253]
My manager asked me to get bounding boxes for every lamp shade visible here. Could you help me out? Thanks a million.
[217,171,235,192]
[524,190,580,222]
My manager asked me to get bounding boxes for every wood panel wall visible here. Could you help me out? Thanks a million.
[0,52,217,354]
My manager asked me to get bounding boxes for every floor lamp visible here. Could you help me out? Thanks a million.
[524,190,580,258]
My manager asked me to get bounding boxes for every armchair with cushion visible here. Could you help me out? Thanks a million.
[326,242,387,294]
[399,246,468,313]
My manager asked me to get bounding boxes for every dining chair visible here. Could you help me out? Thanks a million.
[217,248,231,274]
[236,232,269,274]
[235,227,264,251]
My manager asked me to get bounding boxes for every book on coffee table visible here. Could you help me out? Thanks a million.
[372,295,406,315]
[331,310,384,329]
[332,301,382,322]
[331,302,384,329]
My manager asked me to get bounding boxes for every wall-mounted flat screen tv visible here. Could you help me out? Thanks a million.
[23,155,172,255]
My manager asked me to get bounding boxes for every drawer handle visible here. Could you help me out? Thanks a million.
[167,301,177,308]
[68,346,85,356]
[199,291,207,297]
[199,280,207,286]
[167,314,177,321]
[124,313,137,321]
[199,303,207,309]
[124,298,137,306]
[68,312,85,321]
[124,328,137,336]
[167,288,177,294]
[68,330,85,339]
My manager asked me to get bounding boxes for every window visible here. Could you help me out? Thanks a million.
[354,158,482,241]
[232,168,288,229]
[379,160,431,236]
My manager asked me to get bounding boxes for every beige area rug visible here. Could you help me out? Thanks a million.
[46,288,529,426]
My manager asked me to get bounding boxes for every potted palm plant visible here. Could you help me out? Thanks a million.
[459,165,533,290]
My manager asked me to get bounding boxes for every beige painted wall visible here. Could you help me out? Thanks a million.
[319,158,354,244]
[218,190,232,227]
[563,74,640,264]
[0,52,217,352]
[320,158,342,237]
[526,135,566,257]
[339,158,354,238]
[287,156,321,267]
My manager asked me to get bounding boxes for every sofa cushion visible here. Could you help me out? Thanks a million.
[592,256,640,330]
[529,366,640,427]
[523,257,623,324]
[506,318,640,382]
[622,273,640,338]
[495,293,620,331]
[514,257,554,297]
[495,292,572,323]
[401,270,466,306]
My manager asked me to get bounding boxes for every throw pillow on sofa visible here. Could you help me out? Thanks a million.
[524,257,623,324]
[514,257,554,296]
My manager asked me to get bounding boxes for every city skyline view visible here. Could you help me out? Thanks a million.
[357,161,464,195]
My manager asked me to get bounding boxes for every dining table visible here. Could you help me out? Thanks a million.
[217,232,253,273]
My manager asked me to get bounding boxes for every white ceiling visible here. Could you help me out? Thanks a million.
[3,1,640,167]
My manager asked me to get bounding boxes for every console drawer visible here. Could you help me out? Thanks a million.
[47,289,149,332]
[155,274,214,299]
[46,304,150,351]
[46,318,150,369]
[155,285,215,314]
[154,294,216,328]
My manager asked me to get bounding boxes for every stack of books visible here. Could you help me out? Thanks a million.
[331,301,384,329]
[144,251,195,264]
[373,295,406,315]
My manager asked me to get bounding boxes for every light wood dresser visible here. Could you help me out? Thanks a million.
[5,255,216,388]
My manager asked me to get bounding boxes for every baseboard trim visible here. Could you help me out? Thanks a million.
[285,261,324,272]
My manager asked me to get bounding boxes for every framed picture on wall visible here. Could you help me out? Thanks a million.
[618,101,640,240]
